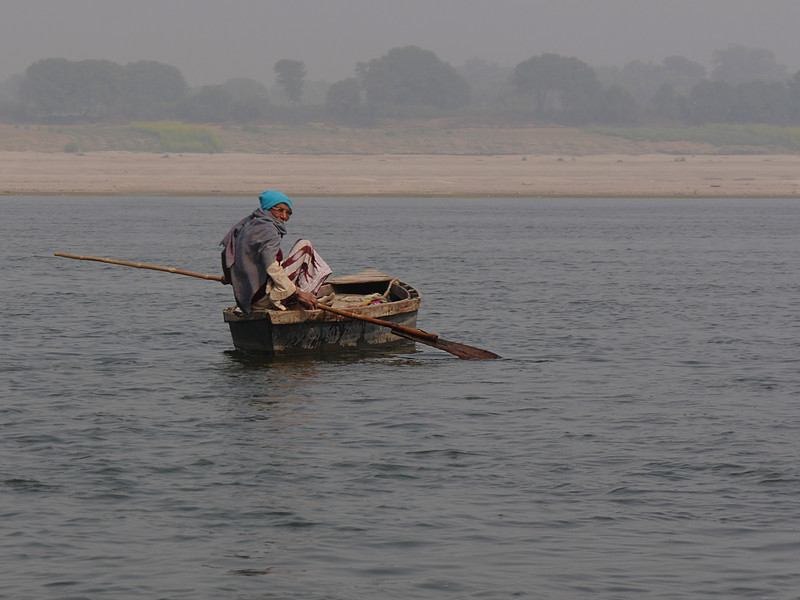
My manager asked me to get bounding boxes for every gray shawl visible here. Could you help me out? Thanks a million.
[220,208,287,313]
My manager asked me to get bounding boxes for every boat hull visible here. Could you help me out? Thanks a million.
[223,276,421,356]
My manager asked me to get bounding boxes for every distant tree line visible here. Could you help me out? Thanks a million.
[3,43,800,127]
[18,58,190,119]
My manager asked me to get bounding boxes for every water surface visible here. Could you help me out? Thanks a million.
[2,196,800,598]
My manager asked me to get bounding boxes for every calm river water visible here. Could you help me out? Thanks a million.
[2,196,800,599]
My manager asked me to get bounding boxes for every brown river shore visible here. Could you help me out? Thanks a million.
[3,150,800,197]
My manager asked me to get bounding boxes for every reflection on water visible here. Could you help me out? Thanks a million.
[221,339,419,368]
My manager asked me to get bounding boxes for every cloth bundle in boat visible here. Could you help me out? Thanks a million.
[252,239,331,311]
[282,238,332,295]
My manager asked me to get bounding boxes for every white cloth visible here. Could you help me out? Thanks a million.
[264,261,296,310]
[253,239,332,310]
[281,239,333,295]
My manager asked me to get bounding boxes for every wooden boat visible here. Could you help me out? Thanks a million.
[52,253,498,359]
[222,270,421,356]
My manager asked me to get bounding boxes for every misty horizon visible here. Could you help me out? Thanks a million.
[3,0,800,89]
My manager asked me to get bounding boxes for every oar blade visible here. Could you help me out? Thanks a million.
[394,331,500,360]
[435,337,501,360]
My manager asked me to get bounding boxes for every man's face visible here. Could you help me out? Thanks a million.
[269,202,292,222]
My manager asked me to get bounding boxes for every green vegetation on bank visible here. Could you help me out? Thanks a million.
[593,124,800,152]
[129,121,224,153]
[5,121,800,155]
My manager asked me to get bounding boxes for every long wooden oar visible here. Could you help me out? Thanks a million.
[53,252,223,281]
[316,304,500,359]
[54,252,500,359]
[317,304,438,342]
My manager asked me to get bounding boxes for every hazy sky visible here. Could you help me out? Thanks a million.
[3,0,800,87]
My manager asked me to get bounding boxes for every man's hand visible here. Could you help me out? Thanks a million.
[294,289,318,309]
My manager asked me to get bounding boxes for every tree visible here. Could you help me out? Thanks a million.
[606,60,664,106]
[356,46,470,114]
[122,60,188,117]
[652,84,688,121]
[711,44,787,85]
[222,77,268,102]
[274,59,306,106]
[176,85,233,122]
[78,60,123,117]
[596,55,705,111]
[731,80,790,124]
[613,56,706,106]
[21,58,71,115]
[20,57,189,119]
[325,78,362,118]
[22,58,122,117]
[221,77,269,121]
[0,73,25,119]
[787,71,800,121]
[661,55,706,90]
[123,60,187,103]
[513,53,601,122]
[596,84,638,124]
[689,80,735,123]
[0,73,23,102]
[459,57,511,106]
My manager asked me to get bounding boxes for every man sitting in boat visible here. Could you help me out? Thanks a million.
[220,190,332,313]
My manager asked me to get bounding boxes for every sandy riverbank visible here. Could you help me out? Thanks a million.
[2,151,800,197]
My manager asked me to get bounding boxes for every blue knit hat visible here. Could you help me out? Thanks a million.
[259,190,293,211]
